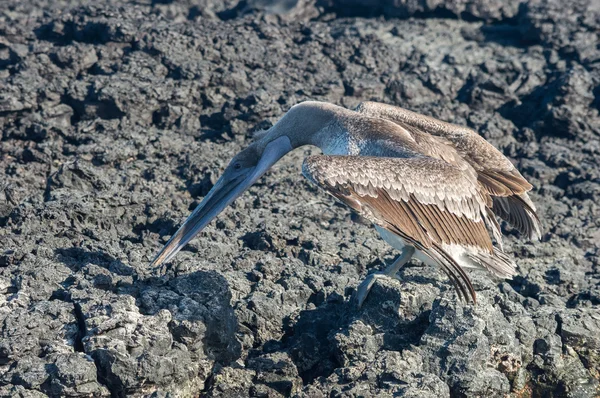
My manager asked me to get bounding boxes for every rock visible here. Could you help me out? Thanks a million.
[560,309,600,379]
[322,0,524,21]
[1,0,599,396]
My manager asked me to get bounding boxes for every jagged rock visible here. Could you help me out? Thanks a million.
[1,0,599,396]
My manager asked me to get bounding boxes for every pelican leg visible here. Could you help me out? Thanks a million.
[355,246,415,308]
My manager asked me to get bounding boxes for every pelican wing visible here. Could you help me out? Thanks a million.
[355,101,541,240]
[303,155,500,303]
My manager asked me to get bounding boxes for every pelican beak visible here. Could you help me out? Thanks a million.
[149,136,291,268]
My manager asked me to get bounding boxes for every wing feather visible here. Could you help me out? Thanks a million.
[303,155,506,303]
[492,194,541,240]
[355,101,541,239]
[304,155,494,251]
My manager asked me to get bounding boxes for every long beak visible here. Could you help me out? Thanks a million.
[149,137,291,268]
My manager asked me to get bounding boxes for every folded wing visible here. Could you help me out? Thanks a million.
[302,155,512,303]
[355,101,541,240]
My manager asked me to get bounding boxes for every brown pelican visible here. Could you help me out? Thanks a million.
[150,101,541,306]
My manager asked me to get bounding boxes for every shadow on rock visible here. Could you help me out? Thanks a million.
[53,247,242,395]
[138,269,243,364]
[281,294,352,384]
[262,275,438,387]
[54,247,136,276]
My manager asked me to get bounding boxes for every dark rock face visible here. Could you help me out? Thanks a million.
[1,0,599,396]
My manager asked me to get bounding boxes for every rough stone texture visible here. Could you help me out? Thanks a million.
[1,0,599,396]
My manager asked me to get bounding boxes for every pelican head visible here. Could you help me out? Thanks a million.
[149,101,342,268]
[149,135,293,267]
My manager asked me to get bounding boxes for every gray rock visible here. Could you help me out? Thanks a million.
[1,0,599,396]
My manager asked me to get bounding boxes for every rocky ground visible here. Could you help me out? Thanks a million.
[1,0,599,396]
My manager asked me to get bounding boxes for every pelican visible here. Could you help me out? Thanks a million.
[150,101,541,306]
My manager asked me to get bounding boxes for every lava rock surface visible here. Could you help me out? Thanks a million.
[1,0,599,397]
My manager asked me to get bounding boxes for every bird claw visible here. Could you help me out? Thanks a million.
[354,272,390,308]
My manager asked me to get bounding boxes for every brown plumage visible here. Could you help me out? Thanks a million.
[355,101,542,240]
[303,155,513,303]
[303,156,493,250]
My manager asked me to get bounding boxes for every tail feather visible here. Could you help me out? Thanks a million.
[465,247,516,279]
[492,193,541,241]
